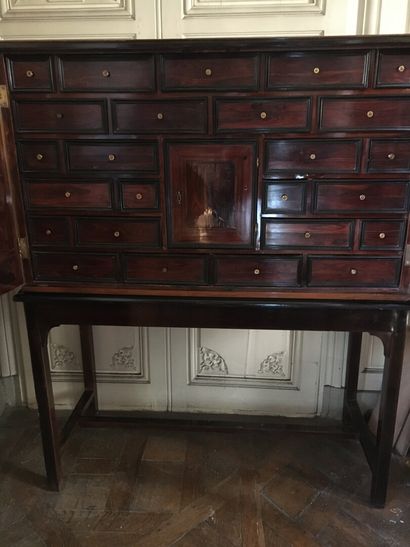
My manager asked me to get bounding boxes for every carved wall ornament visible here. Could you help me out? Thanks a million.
[50,343,80,371]
[199,346,229,375]
[111,344,138,371]
[258,351,286,377]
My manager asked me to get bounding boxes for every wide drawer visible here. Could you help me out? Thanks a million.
[376,50,410,87]
[161,54,259,90]
[215,98,310,132]
[18,141,60,172]
[14,101,107,133]
[121,183,159,210]
[76,218,161,247]
[7,56,53,91]
[268,51,369,89]
[215,256,301,286]
[125,255,207,284]
[314,182,409,213]
[59,55,155,91]
[67,142,158,172]
[265,140,360,174]
[28,216,70,246]
[262,221,353,249]
[26,182,112,209]
[263,182,306,214]
[320,97,410,131]
[113,100,207,134]
[307,257,401,287]
[368,140,410,172]
[32,252,117,281]
[360,220,406,250]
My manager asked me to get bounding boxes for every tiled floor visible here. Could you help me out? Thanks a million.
[0,407,409,546]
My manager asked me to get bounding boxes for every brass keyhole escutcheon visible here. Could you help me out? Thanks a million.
[398,65,406,72]
[304,232,311,239]
[254,268,260,275]
[350,268,358,275]
[281,194,288,201]
[102,69,110,77]
[204,68,212,76]
[313,67,320,74]
[136,193,143,200]
[36,153,43,161]
[379,232,386,239]
[387,153,396,160]
[366,110,374,118]
[157,112,164,120]
[309,153,316,160]
[108,154,116,161]
[260,111,267,120]
[26,70,34,78]
[64,191,71,198]
[72,264,79,271]
[113,231,120,238]
[45,229,52,236]
[359,194,366,201]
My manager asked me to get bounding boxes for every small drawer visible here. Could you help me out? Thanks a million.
[28,216,70,246]
[26,182,112,209]
[113,100,207,134]
[320,97,410,131]
[32,252,117,282]
[368,140,410,172]
[14,101,107,133]
[18,141,60,172]
[67,142,158,173]
[215,98,311,132]
[7,56,53,91]
[76,218,160,247]
[314,182,408,213]
[59,55,155,92]
[307,257,401,287]
[263,182,305,213]
[162,54,259,91]
[215,256,301,287]
[121,183,159,210]
[125,255,207,284]
[268,51,369,89]
[360,221,406,250]
[262,221,353,249]
[376,51,410,87]
[265,140,360,174]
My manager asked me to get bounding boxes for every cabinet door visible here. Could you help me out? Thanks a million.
[167,143,256,247]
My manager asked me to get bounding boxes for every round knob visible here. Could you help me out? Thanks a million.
[304,232,311,239]
[379,232,386,239]
[313,67,320,74]
[108,154,116,161]
[102,69,110,77]
[36,153,43,161]
[398,65,406,73]
[204,68,212,76]
[26,70,34,78]
[254,268,260,275]
[162,267,168,273]
[113,231,120,238]
[136,193,143,200]
[309,153,316,160]
[157,112,164,120]
[350,268,358,276]
[366,110,374,118]
[64,191,71,198]
[45,229,52,236]
[359,194,366,201]
[55,113,63,119]
[260,111,267,120]
[387,153,396,160]
[281,194,288,201]
[72,264,79,271]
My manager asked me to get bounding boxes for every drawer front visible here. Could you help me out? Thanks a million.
[368,140,410,172]
[7,56,53,91]
[376,51,410,87]
[28,216,70,246]
[320,97,410,131]
[360,220,406,250]
[27,182,112,209]
[121,183,159,210]
[68,142,158,172]
[76,218,161,247]
[162,54,259,91]
[268,51,369,89]
[314,182,408,213]
[14,101,107,133]
[113,100,207,134]
[19,141,60,172]
[263,182,305,214]
[265,140,360,174]
[215,98,310,132]
[307,257,401,287]
[262,221,353,249]
[215,256,301,286]
[60,56,155,91]
[33,252,117,281]
[126,255,207,284]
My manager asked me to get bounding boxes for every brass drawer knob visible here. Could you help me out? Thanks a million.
[398,65,406,72]
[260,111,267,120]
[359,194,366,201]
[204,68,212,76]
[379,232,386,239]
[281,194,288,201]
[387,153,396,160]
[36,153,43,161]
[113,231,120,238]
[136,193,143,200]
[313,67,320,74]
[64,191,71,198]
[56,113,64,119]
[45,229,52,236]
[102,69,110,77]
[350,268,358,275]
[26,70,34,78]
[157,112,164,120]
[366,110,374,118]
[304,232,311,239]
[108,154,116,161]
[254,268,260,275]
[162,267,168,273]
[309,153,316,160]
[72,264,79,271]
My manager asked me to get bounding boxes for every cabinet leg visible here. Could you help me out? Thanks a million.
[342,332,362,429]
[79,325,98,413]
[25,305,61,491]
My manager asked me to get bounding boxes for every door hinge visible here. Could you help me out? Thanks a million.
[0,86,9,108]
[18,237,29,260]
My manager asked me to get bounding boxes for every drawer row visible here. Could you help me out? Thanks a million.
[31,252,402,288]
[7,50,410,92]
[27,216,407,251]
[16,138,410,175]
[12,97,410,134]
